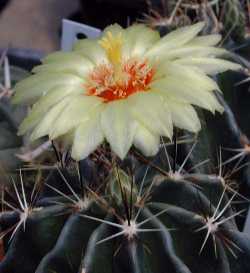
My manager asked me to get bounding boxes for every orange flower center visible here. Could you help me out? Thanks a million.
[86,59,155,102]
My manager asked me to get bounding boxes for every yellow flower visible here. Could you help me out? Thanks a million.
[13,22,241,160]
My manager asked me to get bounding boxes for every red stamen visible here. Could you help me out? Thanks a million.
[86,59,155,102]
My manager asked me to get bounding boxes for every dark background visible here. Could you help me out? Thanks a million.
[0,0,151,54]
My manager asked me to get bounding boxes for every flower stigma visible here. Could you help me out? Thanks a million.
[99,31,123,67]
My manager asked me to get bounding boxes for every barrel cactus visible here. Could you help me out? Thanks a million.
[1,22,250,273]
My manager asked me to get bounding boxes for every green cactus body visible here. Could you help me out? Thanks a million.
[0,151,250,273]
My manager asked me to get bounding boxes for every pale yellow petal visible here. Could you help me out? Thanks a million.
[159,46,227,60]
[146,22,205,59]
[173,57,242,74]
[18,85,83,135]
[33,53,94,78]
[133,123,160,157]
[154,63,219,92]
[13,72,83,104]
[71,113,104,161]
[30,96,72,140]
[42,51,79,63]
[50,96,103,139]
[165,98,201,132]
[186,34,221,47]
[101,100,137,159]
[151,63,224,113]
[129,92,173,139]
[153,78,224,113]
[123,24,160,58]
[102,23,124,37]
[73,39,107,64]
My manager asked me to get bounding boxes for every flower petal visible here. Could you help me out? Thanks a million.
[13,72,83,104]
[152,62,219,92]
[153,78,223,113]
[18,85,83,135]
[129,92,173,139]
[173,57,242,74]
[33,53,94,78]
[151,63,224,113]
[71,112,104,161]
[165,98,201,132]
[133,123,160,157]
[160,46,227,60]
[102,23,124,37]
[146,22,205,59]
[186,34,222,47]
[101,100,137,159]
[73,39,107,65]
[50,96,102,139]
[123,24,160,57]
[30,96,72,140]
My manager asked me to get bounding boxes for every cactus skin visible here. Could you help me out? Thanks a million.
[0,147,250,273]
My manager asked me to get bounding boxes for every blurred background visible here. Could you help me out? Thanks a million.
[0,0,248,55]
[0,0,151,54]
[0,0,80,53]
